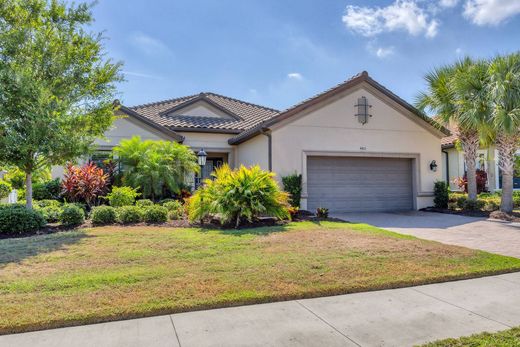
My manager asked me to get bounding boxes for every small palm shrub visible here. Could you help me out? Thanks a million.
[163,200,184,220]
[136,199,154,208]
[316,207,329,218]
[0,180,12,199]
[105,186,140,207]
[282,173,302,208]
[0,204,46,235]
[59,204,85,226]
[187,165,290,228]
[116,206,143,224]
[433,181,449,209]
[143,205,168,223]
[91,205,117,225]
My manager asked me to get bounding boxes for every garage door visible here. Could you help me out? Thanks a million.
[307,156,413,213]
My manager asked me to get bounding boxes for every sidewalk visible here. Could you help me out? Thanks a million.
[2,272,520,347]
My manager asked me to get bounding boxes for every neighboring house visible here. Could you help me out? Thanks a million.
[441,132,516,193]
[52,71,449,212]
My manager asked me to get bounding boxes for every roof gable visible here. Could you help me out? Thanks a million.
[228,71,450,145]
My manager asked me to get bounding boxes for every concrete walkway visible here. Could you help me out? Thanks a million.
[335,211,520,258]
[2,272,520,347]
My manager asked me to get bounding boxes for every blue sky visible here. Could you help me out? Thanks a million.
[91,0,520,110]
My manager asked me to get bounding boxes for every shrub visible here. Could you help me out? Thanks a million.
[448,201,458,210]
[462,199,485,211]
[455,170,488,194]
[35,199,61,208]
[59,204,85,226]
[91,205,117,225]
[37,204,62,223]
[456,195,467,209]
[282,173,302,208]
[33,178,61,200]
[143,205,168,223]
[433,181,449,209]
[0,180,12,199]
[163,200,184,220]
[106,186,140,207]
[116,206,143,224]
[159,198,176,205]
[0,204,46,235]
[62,163,108,207]
[316,207,329,218]
[136,199,154,208]
[483,200,500,212]
[187,165,290,228]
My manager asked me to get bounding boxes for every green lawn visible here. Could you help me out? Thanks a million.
[2,221,520,334]
[421,327,520,346]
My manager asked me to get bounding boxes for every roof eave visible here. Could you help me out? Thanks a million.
[118,105,185,142]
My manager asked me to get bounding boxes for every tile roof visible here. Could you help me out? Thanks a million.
[128,92,279,133]
[441,134,458,148]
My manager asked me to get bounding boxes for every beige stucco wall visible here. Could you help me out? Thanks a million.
[179,132,236,168]
[236,135,269,169]
[268,83,443,210]
[95,116,171,148]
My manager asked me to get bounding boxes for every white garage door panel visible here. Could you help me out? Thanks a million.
[307,156,413,212]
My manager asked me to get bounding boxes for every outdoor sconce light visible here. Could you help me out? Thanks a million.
[197,148,207,167]
[430,160,438,172]
[354,96,372,125]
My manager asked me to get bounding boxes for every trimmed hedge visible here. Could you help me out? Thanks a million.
[91,205,117,225]
[0,204,46,235]
[143,206,168,223]
[163,200,184,220]
[116,206,143,224]
[106,186,139,207]
[136,199,154,208]
[59,204,85,227]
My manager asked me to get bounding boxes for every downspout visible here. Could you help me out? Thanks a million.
[260,129,272,171]
[442,149,449,183]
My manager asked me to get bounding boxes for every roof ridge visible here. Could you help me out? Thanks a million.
[203,92,280,113]
[130,94,199,109]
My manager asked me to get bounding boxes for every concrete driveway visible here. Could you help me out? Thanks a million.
[334,211,520,258]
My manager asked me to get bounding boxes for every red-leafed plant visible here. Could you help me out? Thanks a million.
[454,169,488,194]
[62,162,108,208]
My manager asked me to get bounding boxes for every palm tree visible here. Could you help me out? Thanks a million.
[487,53,520,213]
[416,58,488,201]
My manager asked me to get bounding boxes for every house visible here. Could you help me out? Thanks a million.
[53,71,449,212]
[441,131,518,193]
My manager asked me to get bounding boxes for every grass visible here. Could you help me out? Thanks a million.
[420,327,520,346]
[2,221,520,334]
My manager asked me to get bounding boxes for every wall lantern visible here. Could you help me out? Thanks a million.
[354,96,372,125]
[430,160,438,172]
[197,148,207,167]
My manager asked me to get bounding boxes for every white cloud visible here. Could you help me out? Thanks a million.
[463,0,520,25]
[439,0,459,8]
[129,32,171,55]
[122,71,163,80]
[376,46,395,58]
[287,72,303,80]
[342,0,440,38]
[455,47,463,55]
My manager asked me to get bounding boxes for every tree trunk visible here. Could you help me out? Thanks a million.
[25,172,33,209]
[496,131,517,214]
[459,129,479,201]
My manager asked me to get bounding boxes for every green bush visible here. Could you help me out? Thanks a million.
[281,173,302,208]
[0,180,12,199]
[116,206,143,224]
[159,198,176,205]
[483,200,500,212]
[163,200,184,220]
[136,199,154,208]
[105,186,140,207]
[59,204,85,226]
[433,181,449,209]
[448,201,458,210]
[35,199,61,208]
[143,205,168,223]
[456,195,467,209]
[316,207,329,218]
[37,205,62,223]
[91,205,117,225]
[187,165,290,228]
[32,178,61,200]
[462,199,485,211]
[0,204,46,235]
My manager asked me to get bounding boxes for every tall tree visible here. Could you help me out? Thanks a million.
[0,0,122,208]
[487,53,520,213]
[416,58,488,201]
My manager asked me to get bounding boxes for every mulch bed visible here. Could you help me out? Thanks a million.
[421,207,520,222]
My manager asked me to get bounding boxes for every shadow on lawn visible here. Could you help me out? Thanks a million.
[0,231,89,266]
